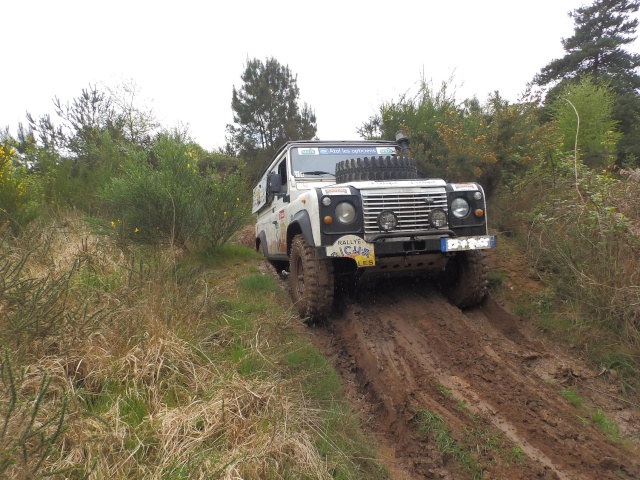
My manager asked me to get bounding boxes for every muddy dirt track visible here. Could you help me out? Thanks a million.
[306,280,640,479]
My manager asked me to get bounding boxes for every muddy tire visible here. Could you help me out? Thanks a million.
[335,156,417,183]
[440,250,488,308]
[290,234,335,320]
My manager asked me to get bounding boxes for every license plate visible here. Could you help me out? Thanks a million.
[441,235,495,252]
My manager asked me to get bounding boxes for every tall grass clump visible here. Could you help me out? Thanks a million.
[99,134,250,249]
[0,350,69,478]
[519,156,640,391]
[526,162,640,340]
[0,224,115,356]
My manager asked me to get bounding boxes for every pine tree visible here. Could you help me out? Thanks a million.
[537,0,640,88]
[226,58,317,177]
[535,0,640,163]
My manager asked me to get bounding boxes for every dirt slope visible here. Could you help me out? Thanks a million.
[307,280,640,480]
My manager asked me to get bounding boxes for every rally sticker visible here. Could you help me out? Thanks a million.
[321,187,350,195]
[326,235,375,267]
[451,183,479,191]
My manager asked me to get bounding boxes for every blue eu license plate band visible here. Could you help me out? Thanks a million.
[440,235,496,252]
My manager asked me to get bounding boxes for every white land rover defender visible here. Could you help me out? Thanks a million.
[253,135,495,320]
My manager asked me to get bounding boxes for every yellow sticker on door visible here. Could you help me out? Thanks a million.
[326,235,375,267]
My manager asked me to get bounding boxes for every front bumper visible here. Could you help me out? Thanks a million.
[321,233,496,268]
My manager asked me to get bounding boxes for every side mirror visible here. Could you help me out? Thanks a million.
[267,173,282,194]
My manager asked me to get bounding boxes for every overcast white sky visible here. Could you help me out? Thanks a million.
[2,0,639,150]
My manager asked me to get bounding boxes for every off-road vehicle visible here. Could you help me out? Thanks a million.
[253,134,495,320]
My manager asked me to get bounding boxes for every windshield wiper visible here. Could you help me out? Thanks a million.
[302,171,335,176]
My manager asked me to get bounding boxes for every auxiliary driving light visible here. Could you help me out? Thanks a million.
[429,208,447,228]
[378,210,397,231]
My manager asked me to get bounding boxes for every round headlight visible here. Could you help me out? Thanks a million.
[451,198,470,218]
[335,202,356,224]
[378,210,397,231]
[429,208,447,228]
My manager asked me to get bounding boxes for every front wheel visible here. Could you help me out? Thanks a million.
[289,235,334,321]
[439,250,488,308]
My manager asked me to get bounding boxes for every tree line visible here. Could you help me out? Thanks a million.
[3,0,640,207]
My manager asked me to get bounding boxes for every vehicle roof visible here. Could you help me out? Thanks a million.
[254,140,400,181]
[278,139,397,151]
[263,139,398,174]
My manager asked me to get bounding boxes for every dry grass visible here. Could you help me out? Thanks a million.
[0,211,384,479]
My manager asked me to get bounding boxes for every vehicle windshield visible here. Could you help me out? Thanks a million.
[290,145,397,178]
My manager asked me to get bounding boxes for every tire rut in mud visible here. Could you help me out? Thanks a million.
[308,279,640,480]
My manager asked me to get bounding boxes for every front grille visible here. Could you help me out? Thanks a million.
[361,188,448,233]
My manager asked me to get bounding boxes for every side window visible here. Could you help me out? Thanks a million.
[276,158,288,193]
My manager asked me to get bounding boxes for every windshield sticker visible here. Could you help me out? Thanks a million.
[321,187,350,195]
[377,147,396,154]
[451,183,478,191]
[296,146,397,156]
[298,148,319,155]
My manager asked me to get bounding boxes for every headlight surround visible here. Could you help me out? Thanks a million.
[377,210,397,231]
[451,198,470,218]
[335,202,356,224]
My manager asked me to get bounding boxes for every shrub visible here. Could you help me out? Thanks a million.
[39,155,120,213]
[0,233,110,354]
[0,142,38,231]
[523,157,640,349]
[99,134,251,249]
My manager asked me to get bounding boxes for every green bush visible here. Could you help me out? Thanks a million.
[0,143,38,231]
[100,134,251,249]
[523,157,640,349]
[39,155,120,213]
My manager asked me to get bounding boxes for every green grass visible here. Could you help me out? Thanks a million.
[200,244,261,265]
[286,346,343,400]
[591,410,620,440]
[414,409,483,478]
[414,407,531,479]
[560,389,621,442]
[437,383,453,397]
[239,273,280,292]
[560,388,585,408]
[487,270,507,290]
[590,351,639,395]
